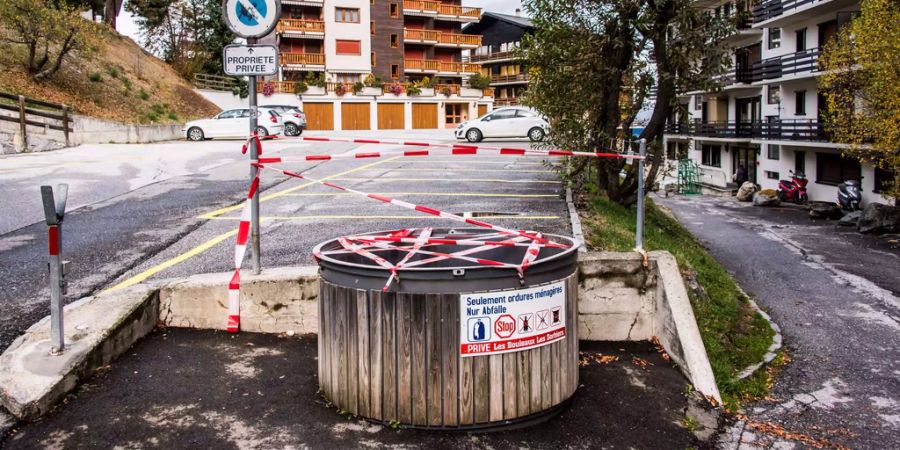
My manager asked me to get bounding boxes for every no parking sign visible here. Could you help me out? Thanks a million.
[222,0,281,39]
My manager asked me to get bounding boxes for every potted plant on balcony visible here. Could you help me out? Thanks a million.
[362,74,384,95]
[262,81,275,97]
[303,72,326,95]
[440,86,453,97]
[406,84,422,96]
[334,83,348,96]
[388,83,404,95]
[351,81,365,95]
[415,76,435,96]
[463,73,491,97]
[294,80,309,95]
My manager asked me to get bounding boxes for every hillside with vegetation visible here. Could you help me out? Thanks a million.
[0,5,219,124]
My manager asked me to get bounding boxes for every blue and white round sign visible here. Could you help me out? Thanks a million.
[222,0,281,39]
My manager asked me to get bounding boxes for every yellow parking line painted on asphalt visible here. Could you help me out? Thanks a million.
[103,228,239,293]
[198,155,403,219]
[327,178,561,184]
[279,192,558,198]
[205,215,561,221]
[109,157,405,291]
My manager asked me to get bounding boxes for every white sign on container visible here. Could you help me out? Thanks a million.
[223,45,278,76]
[459,280,566,357]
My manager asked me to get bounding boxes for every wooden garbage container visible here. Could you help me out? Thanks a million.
[314,228,580,430]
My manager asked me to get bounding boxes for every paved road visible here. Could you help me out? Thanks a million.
[656,194,900,449]
[0,131,569,352]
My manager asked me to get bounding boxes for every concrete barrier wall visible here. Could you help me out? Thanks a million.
[0,251,722,420]
[71,116,183,145]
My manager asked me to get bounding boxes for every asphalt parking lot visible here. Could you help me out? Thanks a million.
[2,329,701,449]
[0,130,570,352]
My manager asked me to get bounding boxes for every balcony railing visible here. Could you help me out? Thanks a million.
[470,49,519,63]
[257,80,298,94]
[494,97,521,106]
[282,0,323,5]
[403,1,481,20]
[403,29,480,47]
[404,59,440,72]
[752,0,817,24]
[404,28,439,43]
[280,53,326,66]
[439,61,480,74]
[664,119,829,141]
[437,32,481,47]
[751,47,820,81]
[437,4,481,19]
[404,0,439,14]
[277,19,325,34]
[491,73,529,83]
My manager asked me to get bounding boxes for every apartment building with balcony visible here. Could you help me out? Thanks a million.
[664,0,893,205]
[254,1,490,131]
[464,11,534,107]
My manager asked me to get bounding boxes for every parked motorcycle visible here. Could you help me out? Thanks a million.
[777,171,809,204]
[837,180,862,211]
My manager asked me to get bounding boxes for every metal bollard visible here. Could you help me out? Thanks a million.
[40,184,69,355]
[636,139,646,251]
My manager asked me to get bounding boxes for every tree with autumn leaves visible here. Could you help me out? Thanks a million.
[819,0,899,199]
[521,0,733,206]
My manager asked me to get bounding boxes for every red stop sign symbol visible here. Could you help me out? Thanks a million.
[494,314,516,338]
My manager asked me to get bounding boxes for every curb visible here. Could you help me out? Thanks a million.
[566,188,586,252]
[736,292,784,380]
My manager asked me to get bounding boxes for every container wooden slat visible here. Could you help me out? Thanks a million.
[397,295,413,423]
[411,295,427,424]
[318,273,578,429]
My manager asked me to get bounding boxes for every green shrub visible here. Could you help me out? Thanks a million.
[122,77,132,91]
[294,80,309,94]
[138,88,150,100]
[351,81,365,94]
[88,72,102,82]
[107,67,119,78]
[167,112,178,121]
[468,73,492,90]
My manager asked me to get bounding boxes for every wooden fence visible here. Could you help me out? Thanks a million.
[0,92,73,150]
[193,73,240,91]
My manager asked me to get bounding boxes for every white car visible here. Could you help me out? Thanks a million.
[261,104,307,136]
[183,107,284,141]
[455,107,549,143]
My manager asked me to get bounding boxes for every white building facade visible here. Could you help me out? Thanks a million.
[664,0,894,206]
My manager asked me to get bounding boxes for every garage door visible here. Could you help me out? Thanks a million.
[304,103,334,130]
[412,103,438,129]
[341,103,371,130]
[477,104,488,118]
[377,103,405,130]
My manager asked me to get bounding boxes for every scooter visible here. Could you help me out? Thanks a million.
[777,171,809,204]
[837,179,862,210]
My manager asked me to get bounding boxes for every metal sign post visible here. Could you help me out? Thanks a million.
[247,37,262,274]
[221,0,281,274]
[636,139,647,251]
[41,184,69,354]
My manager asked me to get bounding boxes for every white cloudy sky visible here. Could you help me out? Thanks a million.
[117,1,527,45]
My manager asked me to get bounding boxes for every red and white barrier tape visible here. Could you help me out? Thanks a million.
[270,135,643,160]
[227,175,259,333]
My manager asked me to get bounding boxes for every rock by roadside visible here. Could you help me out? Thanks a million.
[858,203,900,234]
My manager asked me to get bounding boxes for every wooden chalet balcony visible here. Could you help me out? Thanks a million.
[404,1,480,21]
[470,49,518,63]
[437,32,480,47]
[437,4,481,20]
[494,97,521,106]
[277,19,325,35]
[257,80,297,94]
[439,61,480,74]
[282,0,323,5]
[491,73,529,83]
[403,28,439,43]
[280,53,326,66]
[404,29,481,47]
[404,59,440,73]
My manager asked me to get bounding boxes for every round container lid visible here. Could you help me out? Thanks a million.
[314,227,580,294]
